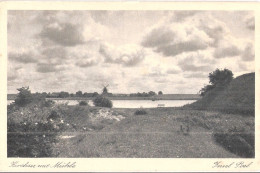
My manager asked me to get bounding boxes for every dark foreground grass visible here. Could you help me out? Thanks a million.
[213,129,254,158]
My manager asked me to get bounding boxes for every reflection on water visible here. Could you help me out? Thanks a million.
[8,99,196,108]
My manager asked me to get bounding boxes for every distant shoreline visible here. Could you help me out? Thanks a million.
[7,94,201,101]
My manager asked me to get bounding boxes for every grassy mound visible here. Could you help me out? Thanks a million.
[188,72,255,116]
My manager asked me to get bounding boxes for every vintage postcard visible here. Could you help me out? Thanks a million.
[0,1,259,172]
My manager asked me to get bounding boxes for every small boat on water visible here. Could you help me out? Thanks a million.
[157,104,165,107]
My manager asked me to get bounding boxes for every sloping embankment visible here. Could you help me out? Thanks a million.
[187,72,255,116]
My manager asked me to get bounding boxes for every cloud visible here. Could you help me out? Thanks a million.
[41,47,68,60]
[178,56,212,72]
[244,15,254,30]
[142,24,213,57]
[147,71,165,77]
[39,22,85,47]
[8,52,38,63]
[36,63,63,73]
[8,75,17,81]
[156,41,209,57]
[238,62,248,71]
[184,72,207,78]
[171,11,199,22]
[214,45,241,58]
[99,43,145,67]
[75,59,97,68]
[7,11,255,94]
[155,78,169,83]
[166,67,181,74]
[90,11,125,26]
[241,43,254,61]
[197,14,229,46]
[8,70,18,81]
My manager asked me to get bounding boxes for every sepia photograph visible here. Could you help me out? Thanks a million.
[6,9,256,159]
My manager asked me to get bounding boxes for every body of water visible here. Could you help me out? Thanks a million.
[8,99,196,108]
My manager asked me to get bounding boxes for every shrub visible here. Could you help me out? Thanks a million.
[79,100,88,106]
[7,120,58,157]
[93,95,113,108]
[14,87,33,106]
[43,99,55,107]
[14,87,49,107]
[47,111,61,121]
[134,109,147,115]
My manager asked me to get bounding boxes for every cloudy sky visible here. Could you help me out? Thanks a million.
[8,11,255,94]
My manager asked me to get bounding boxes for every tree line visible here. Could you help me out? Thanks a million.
[28,90,163,99]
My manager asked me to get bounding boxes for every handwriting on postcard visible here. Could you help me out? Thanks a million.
[212,161,253,168]
[9,161,76,168]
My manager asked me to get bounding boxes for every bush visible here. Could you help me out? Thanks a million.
[14,87,49,107]
[47,110,61,121]
[134,109,147,115]
[93,95,113,108]
[79,100,88,106]
[14,87,33,106]
[7,120,58,157]
[43,99,55,107]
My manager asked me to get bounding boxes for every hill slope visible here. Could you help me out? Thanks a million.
[188,72,255,115]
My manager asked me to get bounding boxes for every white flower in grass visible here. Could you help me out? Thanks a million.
[35,122,38,125]
[23,122,27,125]
[83,127,86,130]
[21,112,23,115]
[66,123,69,126]
[50,119,53,122]
[43,135,45,138]
[60,120,64,123]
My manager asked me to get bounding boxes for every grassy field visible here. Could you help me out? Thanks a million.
[8,101,254,158]
[49,107,254,158]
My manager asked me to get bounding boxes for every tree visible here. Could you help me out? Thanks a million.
[42,92,47,97]
[199,85,215,97]
[76,91,83,97]
[148,91,156,96]
[209,68,233,87]
[92,92,99,97]
[200,68,234,96]
[15,87,33,106]
[59,91,69,98]
[158,91,163,95]
[83,92,88,97]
